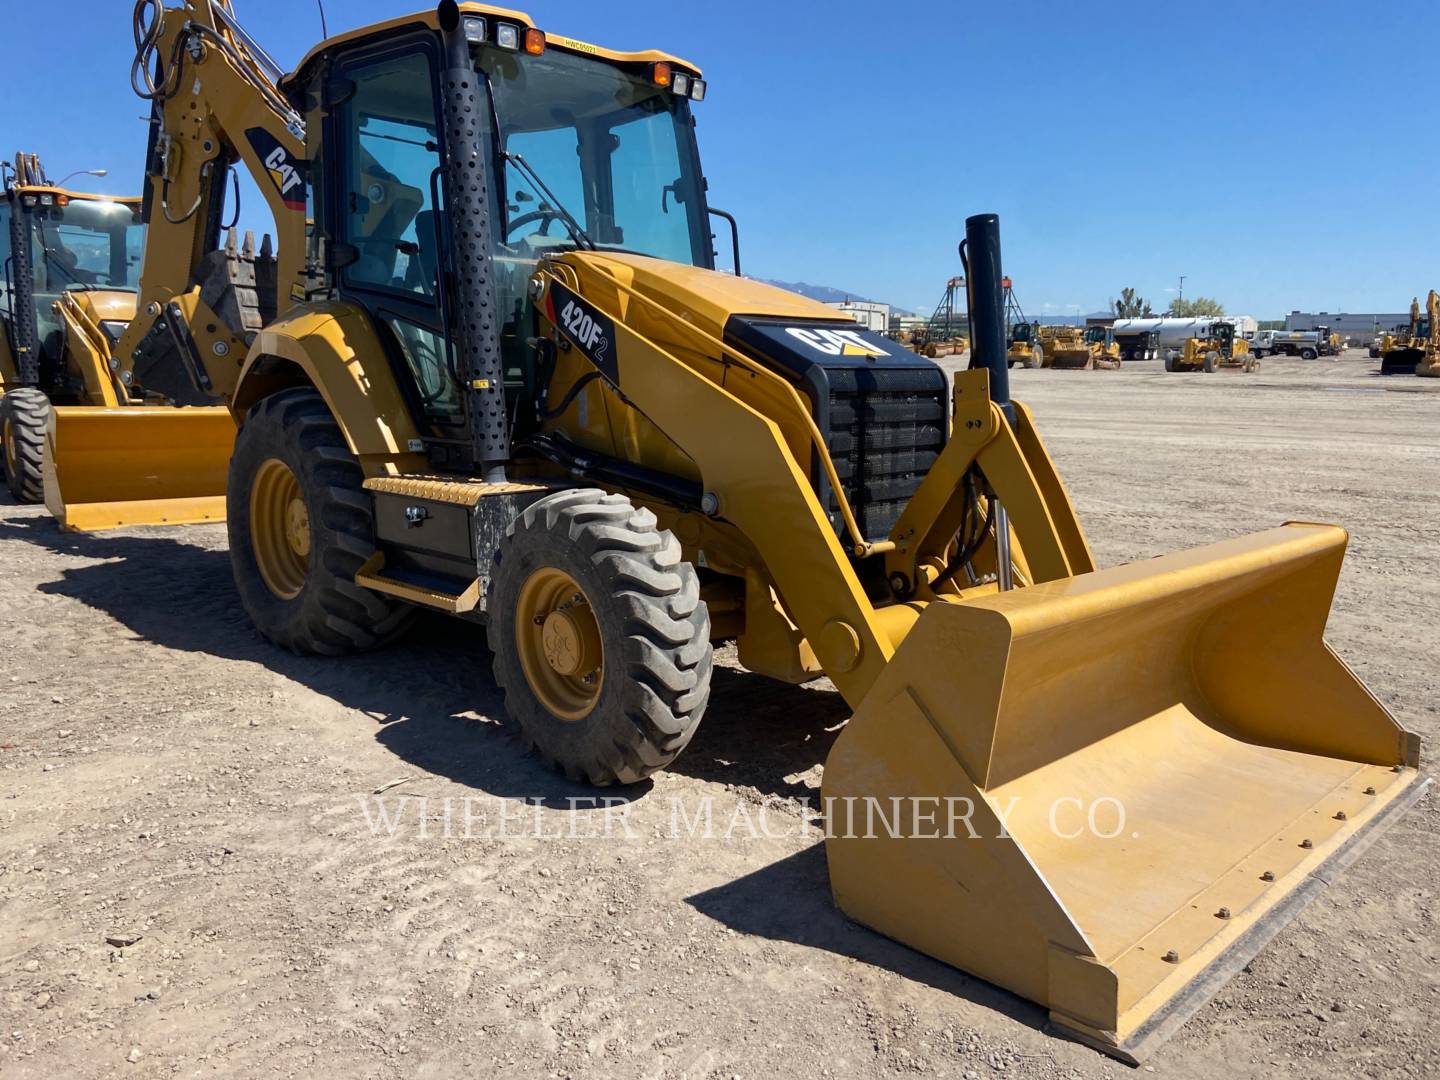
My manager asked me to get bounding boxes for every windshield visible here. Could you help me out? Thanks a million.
[477,47,708,268]
[29,199,144,292]
[1,196,143,361]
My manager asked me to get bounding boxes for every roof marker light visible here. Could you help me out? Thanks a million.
[651,62,672,87]
[524,28,546,55]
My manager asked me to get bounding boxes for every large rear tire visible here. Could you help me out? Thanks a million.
[227,388,415,655]
[487,488,712,786]
[0,388,49,504]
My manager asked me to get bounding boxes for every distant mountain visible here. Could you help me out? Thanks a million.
[760,278,915,317]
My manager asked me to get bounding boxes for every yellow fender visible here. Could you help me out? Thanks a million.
[239,302,428,476]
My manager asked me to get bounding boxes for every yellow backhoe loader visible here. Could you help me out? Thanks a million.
[1164,321,1257,373]
[0,152,232,523]
[54,0,1427,1061]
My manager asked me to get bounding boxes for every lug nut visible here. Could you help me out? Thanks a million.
[1261,870,1275,882]
[1216,907,1231,919]
[1300,839,1313,849]
[1162,950,1180,964]
[1364,786,1376,796]
[1334,811,1348,821]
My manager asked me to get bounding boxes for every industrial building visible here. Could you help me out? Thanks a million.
[1286,311,1410,344]
[824,299,891,333]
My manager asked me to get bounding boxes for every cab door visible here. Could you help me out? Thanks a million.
[326,36,467,450]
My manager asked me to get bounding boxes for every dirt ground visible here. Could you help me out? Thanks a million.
[0,351,1436,1079]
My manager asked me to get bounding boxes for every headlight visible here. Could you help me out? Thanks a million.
[495,23,520,50]
[462,15,486,43]
[672,73,690,97]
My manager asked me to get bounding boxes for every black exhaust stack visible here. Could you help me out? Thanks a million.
[7,192,40,386]
[437,0,510,482]
[962,213,1011,423]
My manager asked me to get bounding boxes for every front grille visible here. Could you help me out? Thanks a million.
[819,366,947,542]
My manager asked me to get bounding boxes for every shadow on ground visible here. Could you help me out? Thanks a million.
[3,507,1046,1041]
[686,842,1047,1035]
[1,513,846,806]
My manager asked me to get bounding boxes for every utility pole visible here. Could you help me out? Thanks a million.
[1178,275,1187,303]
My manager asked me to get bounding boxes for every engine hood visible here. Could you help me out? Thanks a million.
[69,289,138,325]
[556,251,927,377]
[560,251,860,337]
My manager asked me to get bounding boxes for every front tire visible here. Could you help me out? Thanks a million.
[227,388,414,655]
[0,388,50,504]
[488,488,712,786]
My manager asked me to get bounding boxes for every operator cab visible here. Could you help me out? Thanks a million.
[288,7,711,467]
[1,188,142,388]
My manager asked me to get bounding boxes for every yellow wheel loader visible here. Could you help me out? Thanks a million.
[1001,278,1039,369]
[1006,320,1041,368]
[1164,321,1257,373]
[57,0,1427,1061]
[0,152,232,523]
[1037,325,1095,369]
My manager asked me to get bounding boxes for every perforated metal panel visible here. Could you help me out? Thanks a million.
[438,58,509,468]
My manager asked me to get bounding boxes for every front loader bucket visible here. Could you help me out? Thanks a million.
[44,406,234,531]
[824,524,1425,1062]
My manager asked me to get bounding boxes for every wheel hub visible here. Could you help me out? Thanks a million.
[285,497,312,558]
[515,568,604,720]
[250,458,310,600]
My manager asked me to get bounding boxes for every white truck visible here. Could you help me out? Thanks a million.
[1256,327,1330,360]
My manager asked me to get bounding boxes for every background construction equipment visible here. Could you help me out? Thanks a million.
[0,151,231,524]
[1165,321,1258,373]
[1002,277,1041,368]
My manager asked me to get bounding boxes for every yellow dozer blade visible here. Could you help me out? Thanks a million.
[44,406,234,530]
[824,523,1426,1062]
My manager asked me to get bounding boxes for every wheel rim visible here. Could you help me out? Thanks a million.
[515,567,604,721]
[250,458,311,600]
[1,415,14,477]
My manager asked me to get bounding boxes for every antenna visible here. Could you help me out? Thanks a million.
[316,0,329,37]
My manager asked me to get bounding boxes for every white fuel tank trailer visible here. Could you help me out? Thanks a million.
[1113,316,1257,351]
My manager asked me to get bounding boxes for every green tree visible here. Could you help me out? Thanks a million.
[1170,296,1225,317]
[1111,287,1153,318]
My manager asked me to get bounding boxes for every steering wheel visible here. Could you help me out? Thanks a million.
[506,208,561,240]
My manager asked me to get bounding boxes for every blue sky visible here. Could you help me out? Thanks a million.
[2,0,1433,318]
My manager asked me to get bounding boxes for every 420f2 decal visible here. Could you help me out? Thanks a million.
[547,280,619,385]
